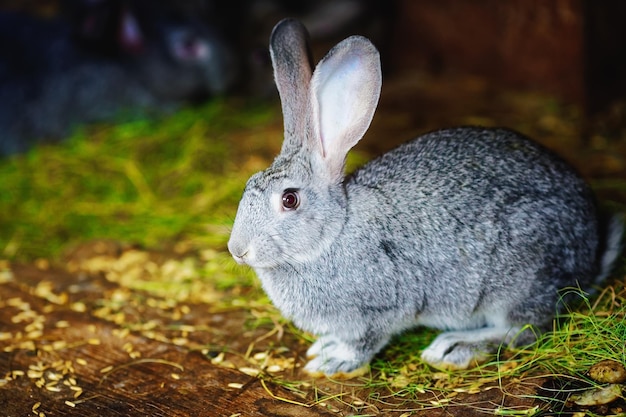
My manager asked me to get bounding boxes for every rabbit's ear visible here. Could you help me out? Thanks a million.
[310,35,381,179]
[269,19,314,150]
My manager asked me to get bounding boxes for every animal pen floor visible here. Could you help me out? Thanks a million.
[2,72,626,416]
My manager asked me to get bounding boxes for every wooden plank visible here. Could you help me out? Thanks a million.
[0,265,335,417]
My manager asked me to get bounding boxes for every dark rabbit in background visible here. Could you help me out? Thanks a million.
[228,19,623,376]
[0,0,237,155]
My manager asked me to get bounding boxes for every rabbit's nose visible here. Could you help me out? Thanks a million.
[227,240,249,265]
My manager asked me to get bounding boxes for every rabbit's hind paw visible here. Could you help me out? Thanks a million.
[420,327,514,371]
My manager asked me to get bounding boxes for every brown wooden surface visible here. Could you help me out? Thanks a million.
[390,0,626,114]
[0,264,335,417]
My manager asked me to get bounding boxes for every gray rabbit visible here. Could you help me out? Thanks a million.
[228,18,623,376]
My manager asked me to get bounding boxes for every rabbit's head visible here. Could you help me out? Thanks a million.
[228,18,381,269]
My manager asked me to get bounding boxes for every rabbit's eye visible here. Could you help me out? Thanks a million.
[282,189,300,210]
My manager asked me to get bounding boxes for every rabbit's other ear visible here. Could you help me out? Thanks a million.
[269,19,314,149]
[310,35,381,180]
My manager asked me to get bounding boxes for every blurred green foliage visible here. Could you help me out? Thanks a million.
[0,100,275,261]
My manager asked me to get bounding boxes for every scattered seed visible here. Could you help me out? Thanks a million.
[64,360,74,373]
[76,358,87,366]
[25,321,44,332]
[55,321,70,328]
[48,372,62,382]
[45,385,61,392]
[171,373,181,380]
[88,338,101,345]
[27,370,43,379]
[210,352,224,365]
[143,320,159,330]
[430,398,451,405]
[266,365,282,373]
[35,259,50,270]
[19,341,36,351]
[227,383,244,389]
[172,337,188,346]
[113,328,130,338]
[238,367,260,377]
[112,312,125,324]
[69,302,86,313]
[32,402,41,412]
[64,401,76,408]
[7,297,26,307]
[52,341,68,350]
[0,269,13,283]
[100,365,113,373]
[179,325,195,333]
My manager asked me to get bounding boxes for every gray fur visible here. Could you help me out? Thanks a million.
[228,18,623,375]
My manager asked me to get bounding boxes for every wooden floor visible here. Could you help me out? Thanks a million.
[0,262,337,417]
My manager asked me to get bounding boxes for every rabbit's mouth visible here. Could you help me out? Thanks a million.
[228,244,286,269]
[228,244,251,266]
[231,253,247,265]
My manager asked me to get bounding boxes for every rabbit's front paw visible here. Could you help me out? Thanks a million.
[304,337,369,378]
[306,335,338,358]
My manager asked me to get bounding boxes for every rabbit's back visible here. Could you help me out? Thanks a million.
[351,127,595,229]
[352,127,589,199]
[345,127,598,327]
